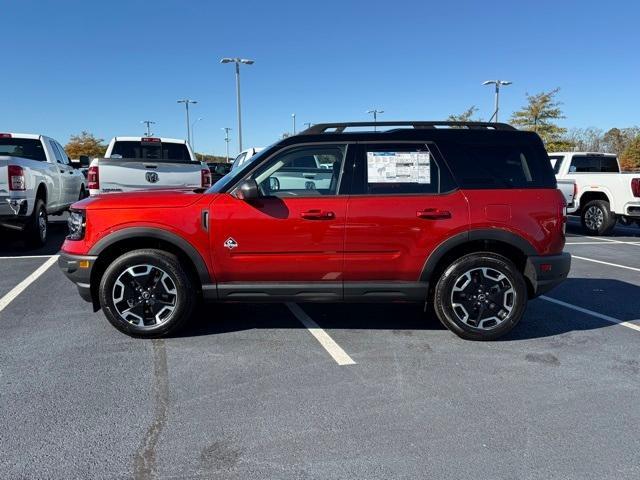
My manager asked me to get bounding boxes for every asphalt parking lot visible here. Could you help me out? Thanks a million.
[1,216,640,479]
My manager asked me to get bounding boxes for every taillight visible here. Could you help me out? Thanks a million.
[632,178,640,198]
[8,165,25,191]
[201,168,212,188]
[87,165,99,190]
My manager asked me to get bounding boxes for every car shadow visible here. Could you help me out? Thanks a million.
[175,277,640,342]
[566,217,640,237]
[0,215,68,257]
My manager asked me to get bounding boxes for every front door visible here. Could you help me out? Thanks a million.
[210,144,350,300]
[342,142,468,300]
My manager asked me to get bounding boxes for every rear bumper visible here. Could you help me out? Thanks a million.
[524,252,571,297]
[58,252,97,303]
[623,201,640,218]
[0,196,30,229]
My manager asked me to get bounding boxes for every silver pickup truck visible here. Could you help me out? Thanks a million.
[1,132,86,246]
[88,136,211,195]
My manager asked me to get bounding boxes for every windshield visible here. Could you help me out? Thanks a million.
[110,141,195,163]
[208,143,277,193]
[0,138,46,161]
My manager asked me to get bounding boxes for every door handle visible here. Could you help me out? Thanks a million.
[300,209,335,220]
[417,208,452,220]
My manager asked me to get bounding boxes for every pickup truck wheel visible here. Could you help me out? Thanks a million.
[581,200,617,236]
[25,199,48,247]
[433,252,527,341]
[99,249,195,338]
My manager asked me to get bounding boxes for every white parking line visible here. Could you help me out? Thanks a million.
[541,295,640,332]
[585,236,640,245]
[286,303,356,366]
[0,255,59,313]
[0,254,55,260]
[572,255,640,272]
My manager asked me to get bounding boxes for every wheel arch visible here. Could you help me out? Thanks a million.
[578,190,612,213]
[421,229,537,297]
[88,228,211,306]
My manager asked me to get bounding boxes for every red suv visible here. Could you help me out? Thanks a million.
[59,121,571,340]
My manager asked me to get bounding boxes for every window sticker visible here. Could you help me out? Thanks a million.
[367,151,431,184]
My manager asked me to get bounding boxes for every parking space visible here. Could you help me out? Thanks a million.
[2,221,640,478]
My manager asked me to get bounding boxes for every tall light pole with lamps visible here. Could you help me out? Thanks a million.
[191,117,203,154]
[367,109,384,131]
[177,99,198,144]
[482,80,512,123]
[291,113,296,135]
[220,57,254,153]
[222,127,232,162]
[141,120,156,137]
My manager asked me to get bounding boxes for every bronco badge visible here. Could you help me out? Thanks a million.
[223,237,238,249]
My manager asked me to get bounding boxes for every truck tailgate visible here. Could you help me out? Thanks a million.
[96,159,203,193]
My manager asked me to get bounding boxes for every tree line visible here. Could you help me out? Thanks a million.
[448,88,640,170]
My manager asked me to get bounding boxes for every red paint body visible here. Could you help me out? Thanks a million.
[62,186,566,284]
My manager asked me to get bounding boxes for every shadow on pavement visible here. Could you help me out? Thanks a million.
[175,277,640,341]
[566,217,640,238]
[0,216,67,257]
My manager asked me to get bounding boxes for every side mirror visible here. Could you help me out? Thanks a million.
[236,179,259,201]
[79,155,90,167]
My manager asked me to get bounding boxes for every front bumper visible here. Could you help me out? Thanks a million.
[524,252,571,297]
[58,252,97,304]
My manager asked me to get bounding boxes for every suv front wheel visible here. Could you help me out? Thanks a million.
[433,252,527,341]
[99,249,195,338]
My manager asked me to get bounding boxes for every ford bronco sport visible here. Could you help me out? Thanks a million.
[59,121,571,340]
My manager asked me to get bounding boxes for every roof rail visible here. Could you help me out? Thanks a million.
[300,121,516,135]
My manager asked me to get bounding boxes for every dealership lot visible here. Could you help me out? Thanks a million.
[1,217,640,479]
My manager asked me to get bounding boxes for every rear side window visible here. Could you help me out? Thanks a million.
[549,155,564,174]
[0,138,46,162]
[441,140,556,189]
[110,141,193,163]
[352,143,455,195]
[569,155,619,173]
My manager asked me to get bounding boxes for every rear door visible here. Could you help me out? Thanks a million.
[343,142,469,299]
[209,144,350,299]
[43,138,65,208]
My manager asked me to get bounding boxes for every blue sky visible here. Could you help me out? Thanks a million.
[3,0,639,156]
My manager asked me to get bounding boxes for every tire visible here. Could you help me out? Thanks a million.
[98,249,195,338]
[581,200,617,236]
[433,252,527,341]
[25,198,48,247]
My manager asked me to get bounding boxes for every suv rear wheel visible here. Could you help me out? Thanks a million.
[99,249,195,338]
[433,252,527,341]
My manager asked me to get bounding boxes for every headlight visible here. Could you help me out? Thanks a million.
[67,210,86,240]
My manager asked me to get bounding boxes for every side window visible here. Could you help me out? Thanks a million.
[440,141,556,189]
[252,145,346,197]
[56,142,70,164]
[355,143,452,195]
[549,155,564,174]
[49,140,65,164]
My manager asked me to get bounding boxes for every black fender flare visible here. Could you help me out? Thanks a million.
[419,229,537,282]
[88,227,211,285]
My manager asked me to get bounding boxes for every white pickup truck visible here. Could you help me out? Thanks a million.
[88,137,211,195]
[551,151,640,235]
[0,133,86,246]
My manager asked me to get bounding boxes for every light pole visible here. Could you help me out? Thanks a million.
[141,120,156,137]
[291,113,296,135]
[220,57,254,153]
[177,99,198,144]
[482,80,512,123]
[304,122,312,130]
[367,109,384,131]
[191,117,203,154]
[222,127,232,162]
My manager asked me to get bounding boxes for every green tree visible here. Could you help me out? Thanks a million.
[510,88,566,146]
[602,127,640,156]
[65,131,107,159]
[619,136,640,171]
[447,105,480,124]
